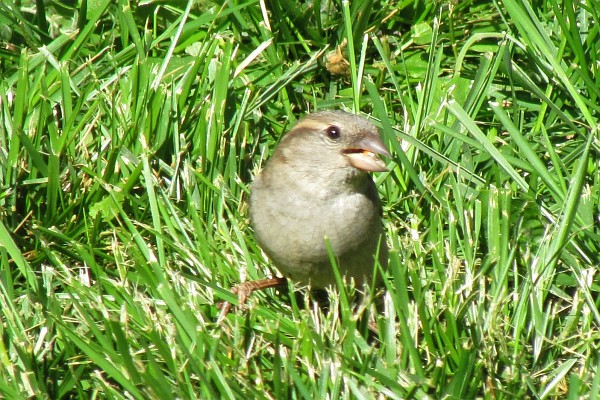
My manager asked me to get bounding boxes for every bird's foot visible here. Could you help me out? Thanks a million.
[217,277,288,323]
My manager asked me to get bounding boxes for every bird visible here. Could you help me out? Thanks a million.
[218,110,390,319]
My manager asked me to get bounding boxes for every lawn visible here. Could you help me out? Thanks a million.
[0,0,599,398]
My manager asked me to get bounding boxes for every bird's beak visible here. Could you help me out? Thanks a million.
[343,135,391,172]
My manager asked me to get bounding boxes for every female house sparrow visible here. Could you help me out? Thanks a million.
[219,110,390,317]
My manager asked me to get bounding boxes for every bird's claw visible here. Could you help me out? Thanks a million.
[216,277,288,323]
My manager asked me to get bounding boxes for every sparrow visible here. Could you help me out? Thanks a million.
[219,110,390,318]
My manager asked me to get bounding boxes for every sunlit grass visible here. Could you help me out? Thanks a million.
[0,0,598,398]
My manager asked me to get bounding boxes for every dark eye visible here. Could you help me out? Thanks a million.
[325,125,341,139]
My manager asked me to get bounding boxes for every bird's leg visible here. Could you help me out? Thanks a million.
[217,277,288,322]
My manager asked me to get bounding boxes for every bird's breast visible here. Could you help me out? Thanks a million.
[250,175,381,266]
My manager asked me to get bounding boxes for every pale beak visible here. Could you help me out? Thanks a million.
[343,135,391,172]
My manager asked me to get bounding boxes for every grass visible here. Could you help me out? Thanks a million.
[0,0,599,398]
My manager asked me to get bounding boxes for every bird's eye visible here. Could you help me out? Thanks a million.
[325,125,341,139]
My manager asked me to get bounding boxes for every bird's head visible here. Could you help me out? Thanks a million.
[276,110,391,173]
